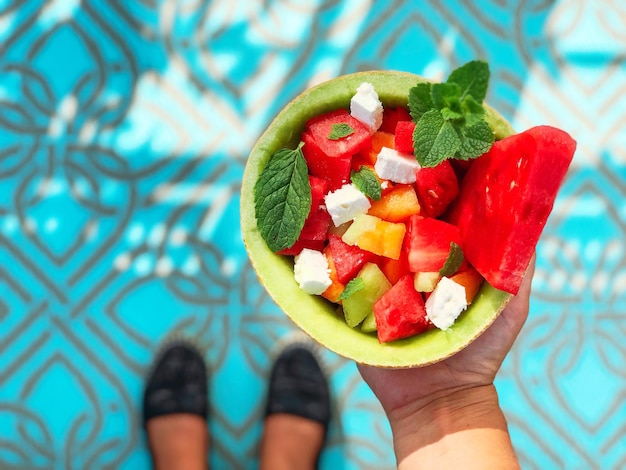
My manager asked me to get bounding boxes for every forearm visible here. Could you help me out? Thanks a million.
[388,385,520,469]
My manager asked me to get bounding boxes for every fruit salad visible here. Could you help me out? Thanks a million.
[247,61,576,347]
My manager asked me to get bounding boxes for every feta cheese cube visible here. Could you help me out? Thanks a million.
[293,248,332,295]
[350,82,383,133]
[324,183,371,226]
[374,147,421,184]
[425,277,468,331]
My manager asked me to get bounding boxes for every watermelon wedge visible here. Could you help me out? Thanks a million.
[449,125,576,294]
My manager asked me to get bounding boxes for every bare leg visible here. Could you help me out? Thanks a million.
[259,413,325,470]
[146,414,209,470]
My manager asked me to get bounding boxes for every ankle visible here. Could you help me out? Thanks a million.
[259,414,325,470]
[147,414,209,470]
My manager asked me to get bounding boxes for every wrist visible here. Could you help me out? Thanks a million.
[388,385,519,469]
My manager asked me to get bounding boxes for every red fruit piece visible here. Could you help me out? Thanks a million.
[278,176,330,256]
[373,274,430,343]
[327,233,373,284]
[405,215,461,273]
[415,159,459,218]
[394,121,416,154]
[449,125,576,294]
[302,109,371,190]
[379,106,412,133]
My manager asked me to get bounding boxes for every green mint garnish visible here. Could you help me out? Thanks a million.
[254,142,311,252]
[328,123,355,140]
[338,277,365,300]
[408,60,495,167]
[351,166,382,201]
[439,242,465,277]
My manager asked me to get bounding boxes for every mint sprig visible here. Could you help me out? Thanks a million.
[254,142,311,252]
[409,60,495,167]
[351,166,382,201]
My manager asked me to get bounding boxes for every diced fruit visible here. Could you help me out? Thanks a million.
[449,125,576,294]
[343,263,392,328]
[394,121,416,154]
[322,246,345,303]
[406,215,461,272]
[302,109,372,190]
[414,271,441,293]
[378,255,411,285]
[327,233,373,285]
[360,312,377,333]
[415,159,459,218]
[368,184,421,222]
[450,267,484,304]
[379,106,412,133]
[302,130,352,190]
[305,109,372,157]
[342,214,406,260]
[373,274,430,343]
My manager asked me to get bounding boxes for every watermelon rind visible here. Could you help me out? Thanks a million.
[241,71,514,368]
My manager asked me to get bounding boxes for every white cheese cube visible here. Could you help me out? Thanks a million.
[425,277,468,331]
[374,147,421,184]
[350,82,383,133]
[324,183,371,226]
[293,248,332,295]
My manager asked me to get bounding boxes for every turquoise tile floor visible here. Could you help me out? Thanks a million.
[0,1,624,468]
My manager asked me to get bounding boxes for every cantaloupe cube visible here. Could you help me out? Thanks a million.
[342,214,406,260]
[368,184,421,222]
[450,267,484,304]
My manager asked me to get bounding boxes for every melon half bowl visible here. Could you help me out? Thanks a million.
[241,71,514,368]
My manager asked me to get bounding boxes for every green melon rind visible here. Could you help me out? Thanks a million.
[241,71,514,368]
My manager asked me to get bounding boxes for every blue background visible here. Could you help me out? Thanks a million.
[0,1,624,468]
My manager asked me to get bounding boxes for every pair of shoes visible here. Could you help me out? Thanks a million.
[143,341,208,426]
[265,344,331,430]
[142,340,331,431]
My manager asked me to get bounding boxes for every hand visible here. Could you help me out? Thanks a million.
[358,256,535,419]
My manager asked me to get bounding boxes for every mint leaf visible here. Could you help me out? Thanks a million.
[446,60,490,103]
[460,95,485,126]
[338,277,365,300]
[351,166,382,201]
[413,109,461,167]
[430,82,461,114]
[254,142,311,252]
[457,120,494,160]
[408,82,434,121]
[328,123,354,140]
[440,242,464,277]
[441,107,464,121]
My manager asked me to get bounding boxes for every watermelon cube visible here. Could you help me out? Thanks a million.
[394,121,416,154]
[328,233,373,284]
[379,106,412,133]
[415,159,459,218]
[405,215,461,273]
[373,274,431,343]
[302,109,372,190]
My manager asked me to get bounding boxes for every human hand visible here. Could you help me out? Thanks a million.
[358,256,535,421]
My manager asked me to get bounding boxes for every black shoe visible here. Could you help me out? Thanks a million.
[143,341,208,426]
[265,344,330,429]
